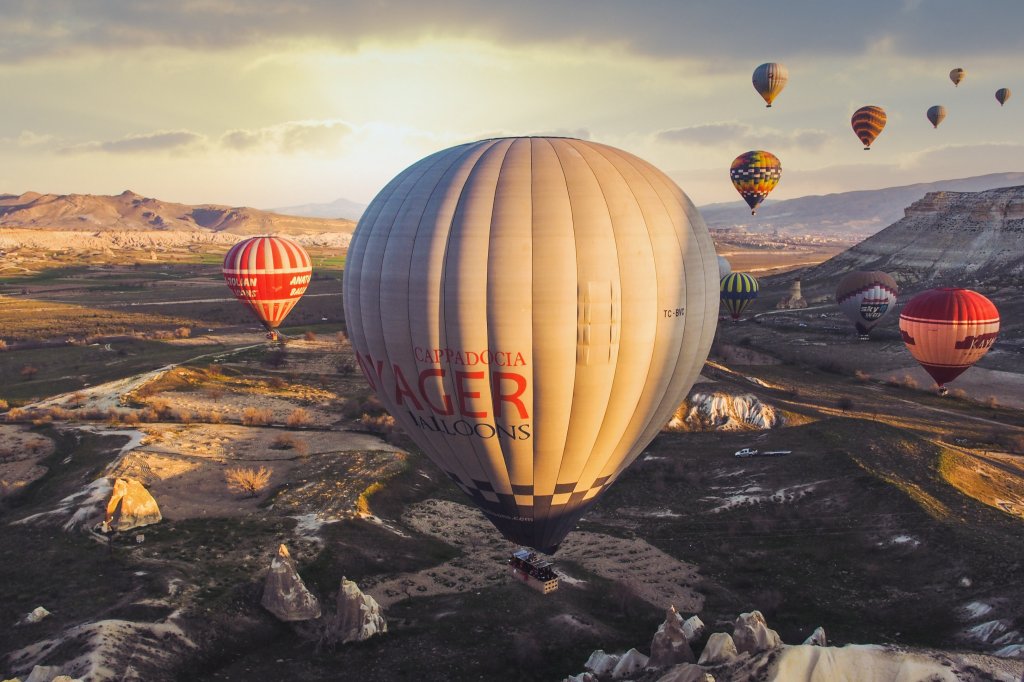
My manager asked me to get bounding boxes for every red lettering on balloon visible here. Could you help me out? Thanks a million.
[455,371,487,418]
[393,365,423,410]
[492,372,529,419]
[418,368,454,415]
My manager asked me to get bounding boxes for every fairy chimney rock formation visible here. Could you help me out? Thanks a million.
[102,478,161,532]
[260,544,322,622]
[776,278,807,309]
[697,632,739,665]
[804,626,828,646]
[649,605,697,667]
[732,610,783,655]
[330,576,387,643]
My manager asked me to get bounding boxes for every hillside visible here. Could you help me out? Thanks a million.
[272,196,368,221]
[797,186,1024,288]
[0,190,356,236]
[700,172,1024,238]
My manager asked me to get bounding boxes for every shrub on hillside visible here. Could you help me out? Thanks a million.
[286,408,312,428]
[225,466,272,498]
[241,407,272,426]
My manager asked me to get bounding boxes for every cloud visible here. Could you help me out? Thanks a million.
[657,122,829,151]
[220,120,352,154]
[60,130,206,154]
[2,1,1022,63]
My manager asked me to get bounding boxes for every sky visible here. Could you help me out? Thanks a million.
[2,0,1022,210]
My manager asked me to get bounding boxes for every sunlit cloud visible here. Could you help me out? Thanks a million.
[221,120,353,154]
[60,130,207,155]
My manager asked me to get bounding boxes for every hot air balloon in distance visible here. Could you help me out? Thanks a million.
[718,255,732,279]
[720,272,759,321]
[949,67,966,87]
[222,235,312,339]
[730,151,782,215]
[851,106,886,150]
[899,288,999,395]
[926,105,947,129]
[752,62,788,108]
[343,137,720,555]
[836,271,898,339]
[996,88,1011,106]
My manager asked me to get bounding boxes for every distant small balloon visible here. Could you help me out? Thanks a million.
[836,271,898,339]
[926,105,947,129]
[222,236,312,333]
[729,151,782,215]
[752,62,789,108]
[851,106,886,150]
[720,272,759,320]
[996,88,1011,106]
[949,68,966,87]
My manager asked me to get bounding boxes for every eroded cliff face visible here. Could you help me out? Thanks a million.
[803,186,1024,286]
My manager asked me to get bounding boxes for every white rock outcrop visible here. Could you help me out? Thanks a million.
[611,648,648,679]
[563,674,597,682]
[803,626,827,647]
[23,666,64,682]
[101,478,161,532]
[260,544,321,622]
[20,607,50,625]
[328,577,386,643]
[669,391,781,432]
[649,605,696,667]
[698,632,738,665]
[733,610,783,655]
[584,650,620,676]
[682,615,706,643]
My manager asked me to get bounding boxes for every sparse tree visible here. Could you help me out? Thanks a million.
[336,360,356,376]
[837,396,854,413]
[174,326,192,339]
[19,365,38,380]
[225,466,272,497]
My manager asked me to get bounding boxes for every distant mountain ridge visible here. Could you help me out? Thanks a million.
[0,190,356,235]
[700,172,1024,238]
[798,185,1024,287]
[271,196,368,221]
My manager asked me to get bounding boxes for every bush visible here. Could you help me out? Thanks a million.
[0,339,7,351]
[225,466,272,497]
[263,349,287,368]
[121,412,140,425]
[5,408,27,422]
[854,370,871,383]
[174,327,192,338]
[836,397,854,412]
[241,407,273,426]
[359,412,395,436]
[267,377,287,390]
[336,360,356,376]
[271,434,299,450]
[984,396,999,409]
[286,408,313,428]
[0,399,8,411]
[20,365,38,380]
[336,332,349,346]
[303,330,317,341]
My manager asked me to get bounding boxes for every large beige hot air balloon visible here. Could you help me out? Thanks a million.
[343,137,719,554]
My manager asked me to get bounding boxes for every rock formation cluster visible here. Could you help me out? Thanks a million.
[668,391,782,432]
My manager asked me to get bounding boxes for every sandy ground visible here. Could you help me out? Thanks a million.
[0,424,55,497]
[365,499,703,613]
[876,365,1024,410]
[106,424,403,521]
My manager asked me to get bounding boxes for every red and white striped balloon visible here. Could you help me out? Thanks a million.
[222,236,312,330]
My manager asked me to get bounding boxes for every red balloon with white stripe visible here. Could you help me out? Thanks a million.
[222,236,312,331]
[899,288,999,389]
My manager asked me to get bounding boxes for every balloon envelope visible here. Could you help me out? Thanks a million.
[996,88,1011,106]
[752,62,788,107]
[836,271,898,338]
[852,106,886,150]
[222,236,312,330]
[718,255,732,279]
[730,151,782,214]
[926,105,947,128]
[343,137,720,554]
[720,272,759,320]
[899,288,999,387]
[950,68,966,86]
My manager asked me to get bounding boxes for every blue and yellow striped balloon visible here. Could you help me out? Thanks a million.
[720,272,759,320]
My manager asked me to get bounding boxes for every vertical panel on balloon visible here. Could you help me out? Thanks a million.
[486,139,535,496]
[549,139,621,497]
[563,140,659,496]
[528,139,579,502]
[442,139,520,503]
[405,142,495,491]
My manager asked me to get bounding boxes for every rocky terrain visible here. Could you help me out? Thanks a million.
[788,186,1024,288]
[701,172,1024,238]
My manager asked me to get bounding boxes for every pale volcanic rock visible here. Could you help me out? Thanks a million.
[698,633,739,665]
[328,577,386,643]
[803,186,1024,286]
[682,616,706,643]
[803,626,827,647]
[20,607,51,625]
[101,478,161,532]
[584,650,620,676]
[260,545,321,622]
[563,674,598,682]
[770,644,964,681]
[733,610,783,655]
[611,648,648,679]
[668,391,781,432]
[649,605,696,667]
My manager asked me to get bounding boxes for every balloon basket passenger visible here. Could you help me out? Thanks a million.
[508,549,559,594]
